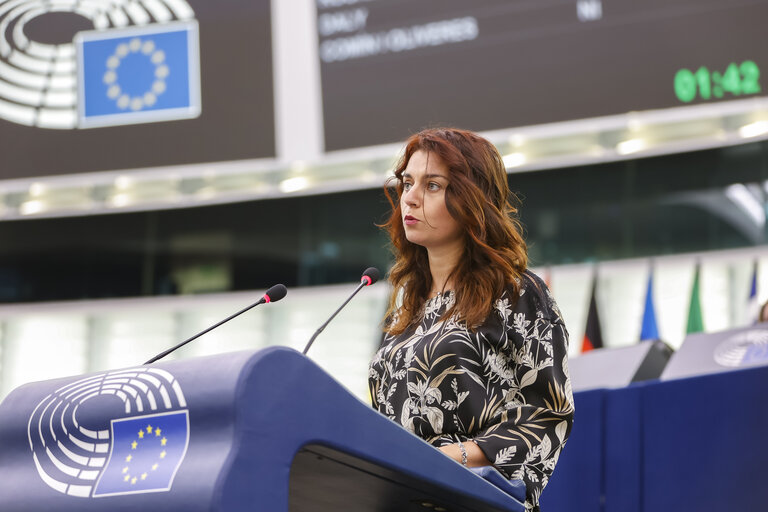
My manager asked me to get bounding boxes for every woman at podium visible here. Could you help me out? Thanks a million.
[369,128,574,511]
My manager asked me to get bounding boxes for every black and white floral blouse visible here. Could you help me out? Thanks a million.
[368,271,574,511]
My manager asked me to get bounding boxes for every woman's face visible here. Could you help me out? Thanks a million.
[400,150,463,252]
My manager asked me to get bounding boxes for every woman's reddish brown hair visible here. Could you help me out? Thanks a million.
[383,127,528,335]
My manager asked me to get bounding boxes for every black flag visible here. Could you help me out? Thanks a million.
[582,278,604,352]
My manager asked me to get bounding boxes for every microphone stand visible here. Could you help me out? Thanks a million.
[302,280,368,355]
[145,284,287,364]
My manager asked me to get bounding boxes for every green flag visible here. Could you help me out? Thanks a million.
[686,264,704,334]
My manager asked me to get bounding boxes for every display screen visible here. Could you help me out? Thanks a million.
[317,0,768,151]
[0,0,274,180]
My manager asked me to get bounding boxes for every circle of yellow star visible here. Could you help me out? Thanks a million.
[122,421,171,487]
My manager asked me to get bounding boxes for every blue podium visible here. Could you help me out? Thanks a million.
[0,347,526,511]
[540,361,768,512]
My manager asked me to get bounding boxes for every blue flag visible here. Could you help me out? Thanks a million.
[76,21,200,128]
[93,411,189,497]
[640,272,659,341]
[747,261,759,324]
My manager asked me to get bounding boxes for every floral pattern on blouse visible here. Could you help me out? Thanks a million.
[368,271,574,511]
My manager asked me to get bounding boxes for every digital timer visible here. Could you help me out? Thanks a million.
[674,61,761,103]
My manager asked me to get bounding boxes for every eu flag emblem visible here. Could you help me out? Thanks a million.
[93,411,189,497]
[75,21,200,128]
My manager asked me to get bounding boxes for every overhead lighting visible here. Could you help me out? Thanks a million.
[29,182,47,197]
[20,200,44,215]
[738,120,768,139]
[616,138,646,155]
[507,133,526,147]
[502,152,526,168]
[279,176,309,193]
[110,193,132,207]
[114,175,134,190]
[627,117,645,132]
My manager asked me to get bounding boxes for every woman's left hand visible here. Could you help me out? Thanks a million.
[439,441,492,467]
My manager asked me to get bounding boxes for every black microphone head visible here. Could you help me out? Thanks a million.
[264,284,287,303]
[361,267,380,286]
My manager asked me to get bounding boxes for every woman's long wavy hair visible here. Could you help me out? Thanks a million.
[383,128,528,335]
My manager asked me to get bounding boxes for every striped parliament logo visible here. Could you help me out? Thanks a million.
[27,367,190,498]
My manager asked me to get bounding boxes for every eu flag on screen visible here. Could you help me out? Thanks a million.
[76,21,200,128]
[93,411,189,497]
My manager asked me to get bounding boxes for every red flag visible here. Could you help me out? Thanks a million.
[582,279,604,352]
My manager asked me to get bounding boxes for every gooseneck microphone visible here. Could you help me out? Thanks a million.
[144,284,288,364]
[302,267,380,355]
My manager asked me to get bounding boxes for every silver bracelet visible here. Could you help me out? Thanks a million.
[457,440,468,466]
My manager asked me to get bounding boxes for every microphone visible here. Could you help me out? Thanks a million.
[302,267,380,355]
[144,284,288,364]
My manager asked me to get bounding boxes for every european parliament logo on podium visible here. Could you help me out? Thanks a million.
[27,367,190,498]
[75,21,201,128]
